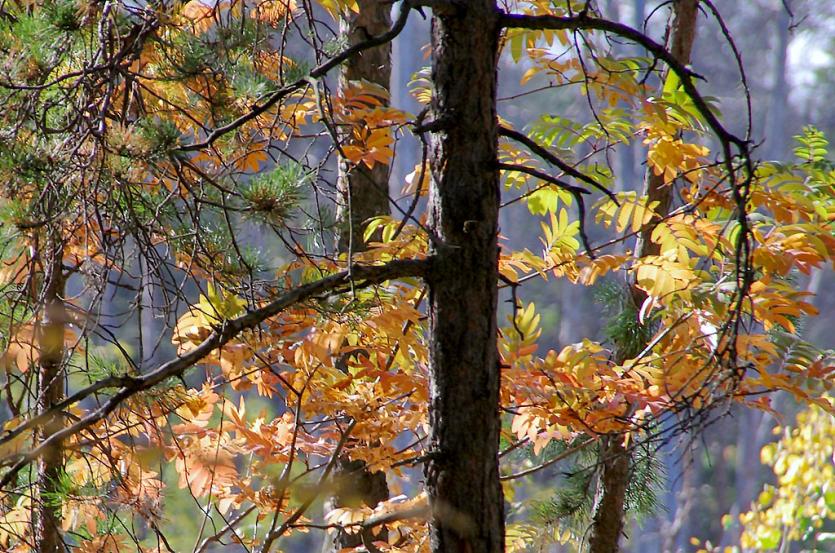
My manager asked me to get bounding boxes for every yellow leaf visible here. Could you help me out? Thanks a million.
[632,253,696,300]
[0,495,29,547]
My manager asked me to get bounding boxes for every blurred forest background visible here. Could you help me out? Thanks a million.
[396,3,835,548]
[23,0,833,551]
[491,1,835,550]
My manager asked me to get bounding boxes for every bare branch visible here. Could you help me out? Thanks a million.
[498,11,748,151]
[496,162,595,255]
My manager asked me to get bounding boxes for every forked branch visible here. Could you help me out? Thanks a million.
[177,0,417,152]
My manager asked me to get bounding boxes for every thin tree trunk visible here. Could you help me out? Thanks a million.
[588,436,630,553]
[764,4,791,161]
[589,2,699,552]
[34,232,66,553]
[335,0,393,253]
[632,0,698,265]
[425,2,503,552]
[324,3,393,551]
[661,446,696,553]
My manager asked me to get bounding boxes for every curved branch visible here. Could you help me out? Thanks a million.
[177,0,415,153]
[498,11,748,151]
[496,162,595,255]
[497,163,589,197]
[501,8,756,373]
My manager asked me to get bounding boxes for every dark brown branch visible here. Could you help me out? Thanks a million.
[502,7,757,377]
[496,162,594,255]
[176,0,415,153]
[0,258,430,490]
[498,12,748,151]
[499,126,618,203]
[496,163,589,197]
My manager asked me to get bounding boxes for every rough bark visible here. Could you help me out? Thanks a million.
[335,0,393,253]
[589,2,699,552]
[424,2,503,553]
[34,234,66,553]
[325,3,393,551]
[588,436,630,553]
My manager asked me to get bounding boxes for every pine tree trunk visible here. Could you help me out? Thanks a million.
[425,2,503,552]
[588,436,629,553]
[34,232,66,553]
[324,3,393,551]
[589,2,699,552]
[335,0,393,253]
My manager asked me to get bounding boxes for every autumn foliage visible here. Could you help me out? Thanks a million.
[0,0,831,552]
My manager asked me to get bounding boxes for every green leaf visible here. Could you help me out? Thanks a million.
[758,528,782,549]
[662,70,681,97]
[793,126,829,163]
[204,283,246,321]
[527,186,570,215]
[508,29,525,63]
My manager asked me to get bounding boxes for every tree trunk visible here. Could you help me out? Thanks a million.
[335,0,393,253]
[589,2,699,552]
[632,0,698,263]
[425,2,503,553]
[764,4,791,161]
[589,436,629,553]
[34,233,66,553]
[325,3,393,551]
